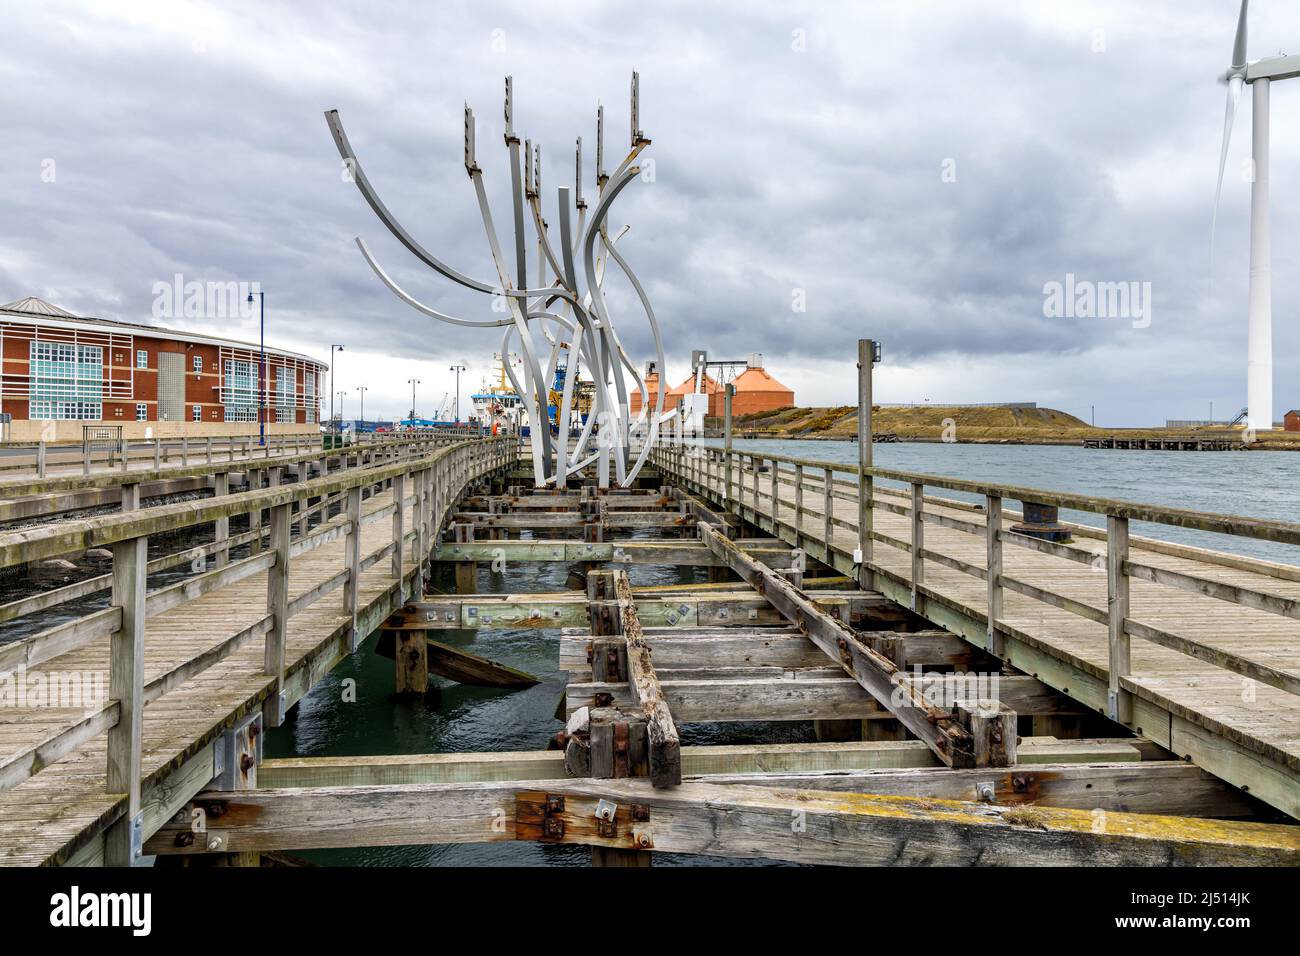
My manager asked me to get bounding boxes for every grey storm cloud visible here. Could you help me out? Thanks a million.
[1,0,1297,424]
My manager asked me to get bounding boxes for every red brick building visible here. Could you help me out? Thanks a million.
[1285,410,1300,432]
[1,296,327,442]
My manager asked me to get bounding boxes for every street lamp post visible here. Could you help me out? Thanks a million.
[337,390,347,431]
[329,344,345,433]
[357,385,367,431]
[449,363,467,424]
[407,378,420,422]
[247,291,266,446]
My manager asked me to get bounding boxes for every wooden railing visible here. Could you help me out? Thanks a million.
[0,435,514,860]
[2,433,325,479]
[654,442,1300,723]
[0,433,476,505]
[0,435,465,626]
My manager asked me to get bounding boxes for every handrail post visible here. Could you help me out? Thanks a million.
[794,464,804,548]
[823,466,833,554]
[910,481,924,612]
[181,436,189,467]
[264,502,291,726]
[1107,515,1133,724]
[768,458,778,528]
[343,484,363,650]
[412,467,426,572]
[392,472,406,595]
[249,469,263,555]
[985,494,1003,655]
[36,440,46,478]
[214,471,230,568]
[153,437,161,470]
[206,435,213,464]
[857,339,874,590]
[105,532,146,865]
[723,384,734,511]
[751,455,759,516]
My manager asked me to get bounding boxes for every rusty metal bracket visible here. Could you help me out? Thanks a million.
[595,798,618,838]
[517,791,567,843]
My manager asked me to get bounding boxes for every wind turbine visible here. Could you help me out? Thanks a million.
[1214,0,1300,431]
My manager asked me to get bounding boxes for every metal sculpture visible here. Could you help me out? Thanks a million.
[325,72,669,487]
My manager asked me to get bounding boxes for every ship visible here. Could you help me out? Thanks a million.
[471,353,525,431]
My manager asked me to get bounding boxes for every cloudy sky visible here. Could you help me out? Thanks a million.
[2,0,1297,425]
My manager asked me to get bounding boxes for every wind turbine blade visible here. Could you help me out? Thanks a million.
[1211,74,1242,263]
[1232,0,1248,69]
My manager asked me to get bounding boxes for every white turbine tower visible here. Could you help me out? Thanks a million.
[1214,0,1300,431]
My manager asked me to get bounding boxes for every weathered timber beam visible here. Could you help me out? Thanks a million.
[613,569,681,787]
[559,630,825,673]
[432,538,795,568]
[256,738,1157,791]
[451,511,690,530]
[698,524,975,766]
[397,593,788,629]
[861,629,982,668]
[685,762,1259,817]
[565,674,1079,723]
[257,737,1152,789]
[143,779,1300,864]
[672,487,733,535]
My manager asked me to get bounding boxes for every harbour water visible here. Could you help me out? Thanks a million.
[262,440,1300,865]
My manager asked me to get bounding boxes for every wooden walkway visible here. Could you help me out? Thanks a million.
[655,445,1300,818]
[0,437,513,864]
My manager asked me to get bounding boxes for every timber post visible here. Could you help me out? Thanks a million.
[956,699,1018,767]
[453,521,476,595]
[985,494,1003,655]
[857,338,874,590]
[723,383,734,512]
[104,532,147,866]
[1107,515,1133,724]
[910,481,924,614]
[343,484,363,651]
[264,501,291,727]
[213,471,230,568]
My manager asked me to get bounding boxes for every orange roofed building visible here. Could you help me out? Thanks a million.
[728,359,794,416]
[631,354,794,419]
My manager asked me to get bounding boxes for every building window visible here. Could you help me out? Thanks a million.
[223,358,257,422]
[136,403,148,421]
[136,349,148,369]
[276,368,295,423]
[192,354,203,374]
[29,341,103,420]
[192,405,202,422]
[304,370,317,423]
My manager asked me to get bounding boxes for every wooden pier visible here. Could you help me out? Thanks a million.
[2,361,1300,865]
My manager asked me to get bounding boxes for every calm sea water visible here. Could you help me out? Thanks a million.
[723,439,1300,564]
[264,440,1299,866]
